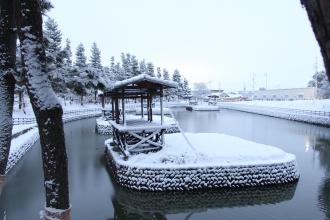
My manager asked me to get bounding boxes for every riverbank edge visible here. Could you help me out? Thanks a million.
[6,110,102,174]
[104,142,299,191]
[217,103,330,127]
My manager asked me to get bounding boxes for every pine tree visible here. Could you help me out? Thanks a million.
[172,69,183,99]
[157,67,162,78]
[44,18,62,66]
[90,42,102,69]
[163,68,169,80]
[63,39,72,67]
[139,60,147,75]
[183,78,192,99]
[172,69,181,83]
[131,55,140,76]
[75,43,87,68]
[147,62,155,76]
[110,56,115,69]
[121,52,132,79]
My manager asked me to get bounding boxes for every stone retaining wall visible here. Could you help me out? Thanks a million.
[105,146,299,191]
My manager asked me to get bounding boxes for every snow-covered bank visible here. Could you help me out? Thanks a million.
[105,133,299,191]
[6,108,102,174]
[218,101,330,126]
[236,99,330,111]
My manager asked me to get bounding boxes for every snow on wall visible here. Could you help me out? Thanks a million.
[218,103,330,126]
[6,109,102,174]
[105,145,299,191]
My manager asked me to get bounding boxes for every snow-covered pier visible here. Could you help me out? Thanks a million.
[105,133,299,191]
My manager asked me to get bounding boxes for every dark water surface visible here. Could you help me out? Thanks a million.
[0,109,330,220]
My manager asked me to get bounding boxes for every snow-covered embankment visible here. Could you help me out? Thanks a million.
[218,101,330,126]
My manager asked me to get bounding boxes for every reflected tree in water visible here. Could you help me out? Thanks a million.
[314,138,330,219]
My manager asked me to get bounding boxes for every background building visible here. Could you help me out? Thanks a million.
[239,87,328,101]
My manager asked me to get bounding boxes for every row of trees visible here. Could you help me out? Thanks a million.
[39,18,192,104]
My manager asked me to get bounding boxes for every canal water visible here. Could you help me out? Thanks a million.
[0,109,329,220]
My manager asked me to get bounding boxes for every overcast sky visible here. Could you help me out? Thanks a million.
[49,0,323,91]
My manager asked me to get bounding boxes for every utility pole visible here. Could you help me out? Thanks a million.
[252,73,256,100]
[252,73,256,91]
[264,73,268,89]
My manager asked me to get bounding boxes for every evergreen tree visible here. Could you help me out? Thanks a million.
[75,43,87,68]
[172,69,183,99]
[44,18,62,67]
[157,67,162,78]
[131,55,140,76]
[163,68,170,80]
[110,56,115,70]
[172,69,181,83]
[90,42,102,69]
[63,39,72,67]
[139,60,147,75]
[307,70,330,97]
[147,62,155,76]
[121,52,132,79]
[183,78,192,99]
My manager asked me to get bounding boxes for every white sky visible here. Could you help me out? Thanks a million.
[48,0,323,91]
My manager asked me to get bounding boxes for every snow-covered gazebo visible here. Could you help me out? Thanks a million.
[103,74,177,156]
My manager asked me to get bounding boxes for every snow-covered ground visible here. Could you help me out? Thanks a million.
[218,99,330,126]
[105,133,299,191]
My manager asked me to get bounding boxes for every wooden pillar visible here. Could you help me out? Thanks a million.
[147,93,150,122]
[115,97,119,124]
[160,89,164,145]
[101,95,105,108]
[160,89,164,125]
[122,90,126,126]
[111,97,115,120]
[150,94,153,122]
[141,95,144,119]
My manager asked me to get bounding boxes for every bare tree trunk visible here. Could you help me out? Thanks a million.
[0,0,17,185]
[302,0,330,79]
[16,0,70,213]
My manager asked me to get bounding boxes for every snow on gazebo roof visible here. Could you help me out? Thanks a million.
[108,74,177,92]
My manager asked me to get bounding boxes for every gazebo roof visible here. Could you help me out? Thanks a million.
[104,74,177,97]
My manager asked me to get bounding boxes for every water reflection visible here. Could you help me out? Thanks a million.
[314,138,330,219]
[107,169,297,220]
